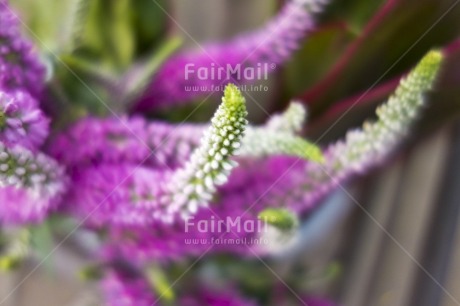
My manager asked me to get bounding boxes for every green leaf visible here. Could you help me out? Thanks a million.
[79,0,135,70]
[68,0,92,52]
[110,0,136,68]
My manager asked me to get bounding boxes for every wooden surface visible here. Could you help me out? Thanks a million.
[337,126,457,306]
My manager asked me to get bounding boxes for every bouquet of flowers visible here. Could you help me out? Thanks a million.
[0,0,458,305]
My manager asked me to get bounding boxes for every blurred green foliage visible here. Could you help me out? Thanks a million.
[13,0,168,64]
[12,0,170,121]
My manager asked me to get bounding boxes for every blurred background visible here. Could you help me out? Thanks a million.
[2,0,460,305]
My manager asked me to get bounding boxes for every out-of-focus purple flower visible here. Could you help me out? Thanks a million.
[103,224,205,262]
[0,89,49,150]
[133,0,329,112]
[0,0,46,97]
[63,164,170,227]
[102,209,262,262]
[101,269,156,306]
[48,116,202,170]
[0,142,67,224]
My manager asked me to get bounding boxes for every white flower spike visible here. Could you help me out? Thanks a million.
[166,84,248,219]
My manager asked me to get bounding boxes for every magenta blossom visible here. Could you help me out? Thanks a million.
[0,89,49,150]
[48,116,202,171]
[0,0,46,97]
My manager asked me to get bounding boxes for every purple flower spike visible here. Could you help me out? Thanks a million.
[0,142,67,224]
[64,164,171,227]
[0,1,46,97]
[48,116,203,171]
[0,89,49,150]
[133,0,329,112]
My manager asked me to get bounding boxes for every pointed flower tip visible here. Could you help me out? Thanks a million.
[424,50,444,65]
[417,50,444,77]
[266,101,307,134]
[223,84,246,109]
[287,101,307,118]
